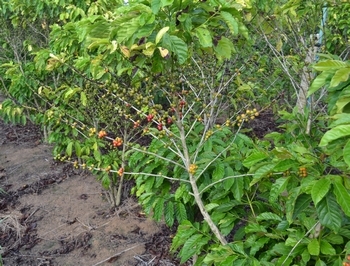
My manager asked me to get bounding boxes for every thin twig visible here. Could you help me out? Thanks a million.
[125,172,191,183]
[92,244,141,266]
[282,222,319,265]
[199,173,255,195]
[24,207,40,223]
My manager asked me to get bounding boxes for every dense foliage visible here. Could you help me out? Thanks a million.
[1,0,350,265]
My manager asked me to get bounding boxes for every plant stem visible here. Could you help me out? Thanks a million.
[115,128,128,207]
[178,120,227,245]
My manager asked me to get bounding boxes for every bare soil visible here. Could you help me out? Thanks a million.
[0,120,180,266]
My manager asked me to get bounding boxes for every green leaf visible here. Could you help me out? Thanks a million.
[243,151,268,168]
[344,139,350,168]
[223,166,235,191]
[220,11,239,35]
[250,237,270,256]
[293,194,312,219]
[339,228,350,238]
[151,0,161,14]
[80,92,87,106]
[153,197,165,222]
[325,234,343,245]
[269,177,290,204]
[66,141,73,157]
[312,178,331,205]
[175,184,187,200]
[229,242,246,255]
[329,113,350,127]
[250,162,277,187]
[308,71,332,96]
[273,159,298,172]
[256,212,282,222]
[74,141,81,157]
[313,60,348,71]
[316,194,342,232]
[330,67,350,88]
[286,187,300,223]
[333,180,350,217]
[238,22,249,40]
[144,176,155,191]
[232,176,244,201]
[320,240,336,255]
[335,93,350,113]
[308,239,320,256]
[205,203,219,212]
[179,234,207,263]
[245,223,267,233]
[315,259,327,266]
[214,36,235,60]
[165,201,175,227]
[270,243,291,255]
[215,201,240,212]
[161,0,174,7]
[163,34,188,64]
[101,174,110,189]
[213,163,225,181]
[195,26,212,47]
[116,18,140,43]
[320,125,350,146]
[93,150,101,162]
[171,221,197,251]
[175,202,187,222]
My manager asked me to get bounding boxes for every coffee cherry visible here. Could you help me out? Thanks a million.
[189,164,198,175]
[113,137,123,147]
[117,167,124,176]
[147,114,154,122]
[98,130,107,139]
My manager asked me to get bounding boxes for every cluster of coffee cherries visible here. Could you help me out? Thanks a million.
[282,167,308,178]
[298,167,308,178]
[236,108,259,127]
[189,164,198,175]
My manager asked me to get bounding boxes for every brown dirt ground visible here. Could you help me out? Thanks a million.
[0,119,181,266]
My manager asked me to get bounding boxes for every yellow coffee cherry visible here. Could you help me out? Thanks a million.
[189,164,198,175]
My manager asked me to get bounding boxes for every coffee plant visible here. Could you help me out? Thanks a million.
[1,0,350,265]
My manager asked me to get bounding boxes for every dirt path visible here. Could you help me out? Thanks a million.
[0,119,177,266]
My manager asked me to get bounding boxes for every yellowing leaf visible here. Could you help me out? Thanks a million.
[120,46,130,58]
[49,53,60,61]
[156,26,169,44]
[276,38,283,52]
[330,67,350,88]
[80,92,87,107]
[236,0,252,8]
[313,60,348,71]
[110,40,118,53]
[158,47,169,58]
[130,44,140,50]
[143,46,156,56]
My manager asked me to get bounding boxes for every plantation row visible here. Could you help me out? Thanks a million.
[1,0,350,265]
